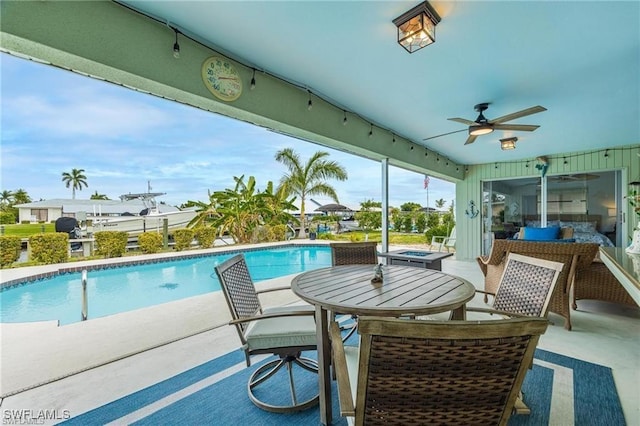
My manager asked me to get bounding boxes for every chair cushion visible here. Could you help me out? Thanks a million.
[244,305,317,350]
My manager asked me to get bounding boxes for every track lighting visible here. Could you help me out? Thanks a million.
[173,28,180,59]
[307,91,313,110]
[250,69,256,90]
[343,111,347,125]
[369,124,373,138]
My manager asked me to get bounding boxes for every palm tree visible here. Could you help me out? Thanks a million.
[0,190,14,208]
[61,168,88,199]
[275,148,347,238]
[12,189,31,205]
[90,191,109,200]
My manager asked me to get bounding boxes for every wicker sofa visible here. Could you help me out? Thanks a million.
[477,240,603,331]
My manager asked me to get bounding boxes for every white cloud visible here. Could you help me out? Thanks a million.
[1,53,455,209]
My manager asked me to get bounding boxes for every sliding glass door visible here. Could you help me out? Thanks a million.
[481,170,621,255]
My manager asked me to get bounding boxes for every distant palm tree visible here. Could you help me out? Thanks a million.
[90,191,109,200]
[61,168,88,199]
[435,198,446,209]
[275,148,347,238]
[0,190,14,208]
[12,189,31,205]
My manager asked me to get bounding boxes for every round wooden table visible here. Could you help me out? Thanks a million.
[291,264,476,425]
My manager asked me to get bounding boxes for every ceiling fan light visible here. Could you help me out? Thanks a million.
[469,124,493,136]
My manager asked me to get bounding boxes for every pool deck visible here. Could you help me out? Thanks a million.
[1,241,639,424]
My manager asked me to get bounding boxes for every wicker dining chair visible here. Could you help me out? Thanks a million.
[471,252,565,319]
[330,315,549,426]
[329,242,379,339]
[330,241,379,266]
[214,253,319,413]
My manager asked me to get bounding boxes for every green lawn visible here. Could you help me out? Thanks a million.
[1,223,55,238]
[317,231,428,245]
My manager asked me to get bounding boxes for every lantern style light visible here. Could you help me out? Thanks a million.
[393,1,441,53]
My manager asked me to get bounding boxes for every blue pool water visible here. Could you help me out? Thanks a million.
[0,245,332,325]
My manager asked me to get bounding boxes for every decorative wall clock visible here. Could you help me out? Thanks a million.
[201,56,243,102]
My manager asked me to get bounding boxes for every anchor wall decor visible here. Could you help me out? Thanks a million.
[465,200,479,218]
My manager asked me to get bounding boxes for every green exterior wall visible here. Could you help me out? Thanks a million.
[455,145,640,261]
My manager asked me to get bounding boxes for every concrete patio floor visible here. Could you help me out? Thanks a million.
[1,244,638,425]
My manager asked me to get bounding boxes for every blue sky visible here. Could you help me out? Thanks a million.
[1,53,455,210]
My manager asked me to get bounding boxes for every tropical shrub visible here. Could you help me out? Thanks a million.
[251,225,276,243]
[30,233,68,264]
[173,229,194,251]
[414,212,427,233]
[138,232,163,254]
[427,212,440,228]
[0,235,22,267]
[0,211,16,224]
[390,211,403,232]
[401,215,413,233]
[194,227,217,248]
[94,231,128,258]
[270,224,287,241]
[425,224,451,243]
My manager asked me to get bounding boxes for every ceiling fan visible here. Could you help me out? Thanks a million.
[424,103,547,145]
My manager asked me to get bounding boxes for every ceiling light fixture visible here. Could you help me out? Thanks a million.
[172,28,180,59]
[250,69,256,90]
[393,1,441,54]
[500,137,517,150]
[343,111,348,125]
[307,91,313,110]
[469,123,493,136]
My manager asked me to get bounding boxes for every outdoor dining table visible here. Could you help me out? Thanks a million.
[291,264,476,425]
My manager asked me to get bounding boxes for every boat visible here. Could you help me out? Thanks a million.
[88,192,197,237]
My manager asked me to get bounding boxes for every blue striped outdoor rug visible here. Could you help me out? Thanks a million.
[62,348,625,425]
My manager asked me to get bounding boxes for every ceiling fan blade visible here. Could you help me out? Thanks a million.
[490,106,547,124]
[464,134,478,145]
[423,128,467,141]
[448,117,477,125]
[493,124,540,132]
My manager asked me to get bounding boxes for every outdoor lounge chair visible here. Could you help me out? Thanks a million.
[330,315,548,426]
[214,253,319,413]
[430,226,456,252]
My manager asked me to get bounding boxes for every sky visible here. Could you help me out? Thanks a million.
[0,53,455,210]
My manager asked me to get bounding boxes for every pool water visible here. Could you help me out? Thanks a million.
[0,245,331,325]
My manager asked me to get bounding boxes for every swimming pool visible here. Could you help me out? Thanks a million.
[0,245,332,325]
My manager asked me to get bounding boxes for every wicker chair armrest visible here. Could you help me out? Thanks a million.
[329,321,357,417]
[476,256,489,276]
[228,310,314,326]
[474,289,495,297]
[255,285,292,295]
[465,307,540,319]
[330,321,355,417]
